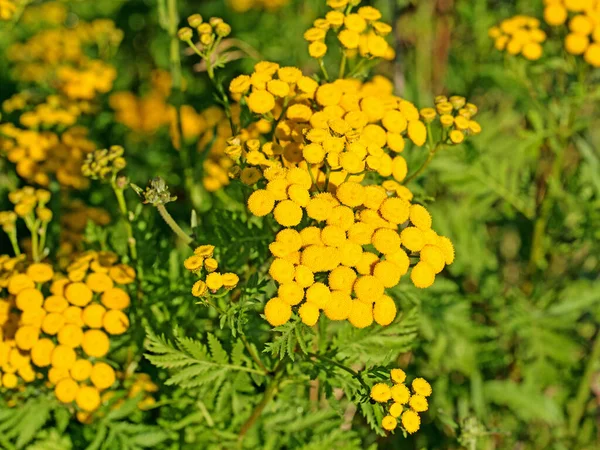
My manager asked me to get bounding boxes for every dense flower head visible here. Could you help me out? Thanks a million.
[369,369,431,434]
[0,248,139,418]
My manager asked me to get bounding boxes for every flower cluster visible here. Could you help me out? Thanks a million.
[184,245,239,297]
[81,145,127,181]
[178,14,231,49]
[305,2,394,61]
[0,249,134,416]
[254,177,454,328]
[488,15,546,61]
[433,95,482,144]
[543,0,600,66]
[370,369,432,434]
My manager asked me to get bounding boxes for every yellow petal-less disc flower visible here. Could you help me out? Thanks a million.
[83,303,106,328]
[264,297,292,326]
[206,272,224,291]
[348,300,373,328]
[303,143,326,164]
[247,189,275,217]
[436,236,455,264]
[306,282,332,309]
[400,227,425,252]
[63,306,84,326]
[373,261,401,288]
[229,75,251,94]
[76,385,101,411]
[298,301,320,326]
[407,120,427,146]
[184,255,204,271]
[401,410,421,434]
[192,280,208,297]
[390,368,406,384]
[370,383,392,402]
[65,282,93,307]
[584,43,600,66]
[391,383,410,404]
[103,309,129,335]
[70,359,93,381]
[410,261,435,289]
[522,42,543,60]
[420,245,446,274]
[108,264,136,284]
[409,394,429,412]
[338,29,360,49]
[372,228,401,254]
[389,402,403,418]
[380,197,410,224]
[44,295,69,313]
[409,204,432,230]
[204,258,219,272]
[565,33,589,55]
[42,312,66,335]
[16,287,44,311]
[412,377,433,397]
[373,295,397,326]
[274,200,303,227]
[26,263,54,282]
[278,282,304,305]
[57,324,84,348]
[90,362,116,390]
[382,415,397,431]
[544,5,567,26]
[324,290,352,320]
[2,373,18,389]
[336,181,366,207]
[15,325,39,350]
[55,377,79,403]
[391,156,408,182]
[51,344,77,370]
[101,288,131,309]
[309,41,327,59]
[31,338,55,367]
[246,89,276,114]
[82,329,110,358]
[354,275,384,303]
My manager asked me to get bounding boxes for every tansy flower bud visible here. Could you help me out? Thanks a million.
[187,14,203,28]
[200,33,214,46]
[192,280,207,297]
[177,27,193,41]
[215,22,231,37]
[204,258,218,272]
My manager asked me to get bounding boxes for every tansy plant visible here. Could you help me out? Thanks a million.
[135,0,482,442]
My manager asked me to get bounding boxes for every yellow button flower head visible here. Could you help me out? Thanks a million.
[76,385,101,411]
[222,273,239,289]
[103,310,129,335]
[55,377,79,403]
[390,368,406,384]
[247,189,275,217]
[264,297,292,326]
[391,383,410,404]
[309,41,327,59]
[26,262,54,282]
[389,402,404,418]
[412,377,432,396]
[274,200,303,227]
[409,394,429,412]
[70,359,93,381]
[372,228,401,254]
[324,290,352,320]
[401,410,421,434]
[373,295,397,326]
[298,302,320,326]
[370,382,392,402]
[90,362,116,390]
[31,338,55,367]
[205,272,224,291]
[410,262,435,289]
[82,329,110,358]
[306,282,332,308]
[382,415,397,431]
[246,90,276,114]
[348,300,373,328]
[229,75,251,94]
[184,255,204,271]
[436,236,455,264]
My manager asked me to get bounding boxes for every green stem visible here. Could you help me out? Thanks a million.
[404,143,440,185]
[318,59,329,82]
[568,328,600,435]
[7,230,21,256]
[38,222,48,258]
[339,52,347,79]
[240,334,268,374]
[156,204,193,246]
[112,180,138,260]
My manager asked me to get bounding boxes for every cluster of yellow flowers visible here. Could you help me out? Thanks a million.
[488,16,546,61]
[305,1,394,61]
[226,0,288,13]
[184,245,240,297]
[177,14,231,47]
[544,0,600,66]
[0,0,16,21]
[20,1,67,26]
[370,369,432,434]
[253,176,454,328]
[223,58,478,329]
[81,145,127,181]
[0,249,134,417]
[0,125,96,188]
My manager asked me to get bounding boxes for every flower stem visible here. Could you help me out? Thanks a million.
[156,204,193,246]
[318,58,329,81]
[7,230,21,256]
[339,52,347,79]
[111,179,138,261]
[404,142,441,185]
[307,353,369,393]
[240,334,269,374]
